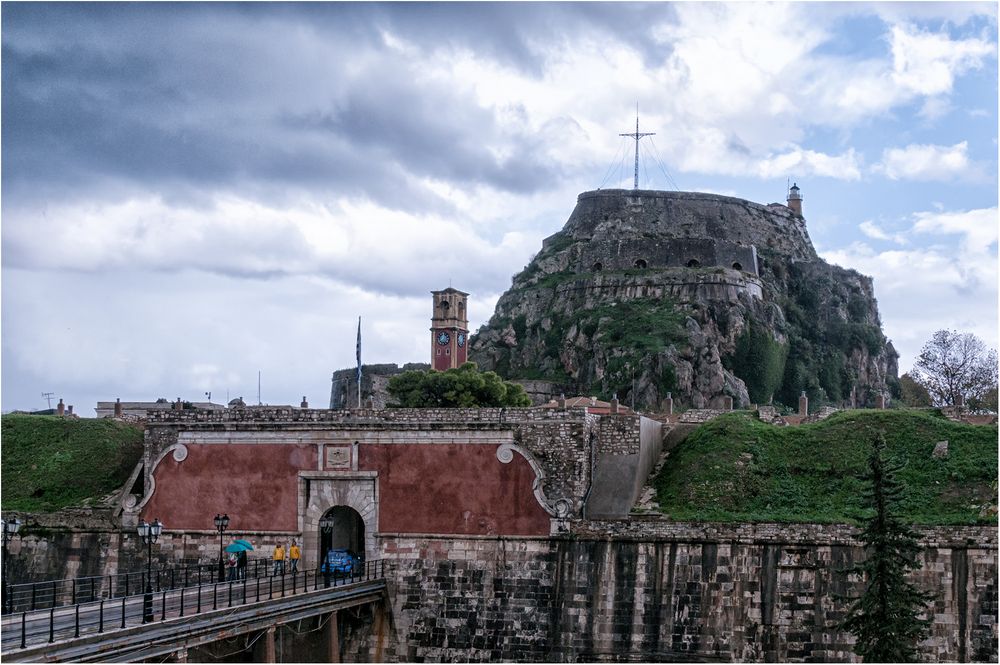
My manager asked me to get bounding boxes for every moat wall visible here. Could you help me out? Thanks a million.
[6,519,997,662]
[374,522,997,663]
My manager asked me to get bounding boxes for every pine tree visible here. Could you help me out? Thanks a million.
[841,433,934,662]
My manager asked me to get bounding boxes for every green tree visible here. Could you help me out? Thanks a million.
[911,330,998,410]
[898,373,932,407]
[841,433,933,662]
[387,362,531,408]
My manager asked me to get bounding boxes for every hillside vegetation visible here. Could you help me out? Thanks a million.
[654,410,997,525]
[1,415,144,512]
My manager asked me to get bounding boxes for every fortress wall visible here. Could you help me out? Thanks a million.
[570,190,816,261]
[376,523,998,663]
[579,237,759,275]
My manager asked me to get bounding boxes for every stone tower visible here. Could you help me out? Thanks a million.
[786,182,803,216]
[430,288,469,371]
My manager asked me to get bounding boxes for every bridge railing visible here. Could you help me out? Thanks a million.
[3,558,280,615]
[1,559,389,652]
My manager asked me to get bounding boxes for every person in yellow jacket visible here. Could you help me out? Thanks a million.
[272,543,285,576]
[289,540,301,573]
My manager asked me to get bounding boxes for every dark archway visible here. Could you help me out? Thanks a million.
[592,262,603,271]
[319,506,365,564]
[686,258,700,268]
[732,262,743,271]
[634,259,648,269]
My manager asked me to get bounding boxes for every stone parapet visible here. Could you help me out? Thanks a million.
[567,518,998,548]
[146,405,595,426]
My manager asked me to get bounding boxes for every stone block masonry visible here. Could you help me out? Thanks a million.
[373,522,997,663]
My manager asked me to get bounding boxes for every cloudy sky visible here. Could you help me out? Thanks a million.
[2,2,997,413]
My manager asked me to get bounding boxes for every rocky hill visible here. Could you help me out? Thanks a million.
[469,189,898,410]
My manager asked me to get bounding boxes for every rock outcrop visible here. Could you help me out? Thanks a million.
[470,189,898,410]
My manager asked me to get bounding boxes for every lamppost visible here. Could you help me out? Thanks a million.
[137,518,162,623]
[214,513,230,582]
[2,517,23,613]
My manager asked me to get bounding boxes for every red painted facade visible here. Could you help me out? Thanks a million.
[361,444,548,535]
[142,444,315,532]
[142,442,550,536]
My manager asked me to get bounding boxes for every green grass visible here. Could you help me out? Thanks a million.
[654,409,997,525]
[1,415,144,512]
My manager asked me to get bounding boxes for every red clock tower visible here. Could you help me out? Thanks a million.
[430,288,469,371]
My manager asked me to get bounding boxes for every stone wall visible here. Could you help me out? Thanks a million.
[571,189,815,262]
[329,363,431,410]
[7,518,996,662]
[375,522,997,663]
[579,236,759,276]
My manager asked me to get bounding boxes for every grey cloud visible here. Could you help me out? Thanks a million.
[1,2,622,214]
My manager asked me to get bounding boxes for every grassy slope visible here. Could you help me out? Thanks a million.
[1,415,144,512]
[654,410,998,525]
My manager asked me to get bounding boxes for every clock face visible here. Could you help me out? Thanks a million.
[436,331,451,345]
[457,333,466,347]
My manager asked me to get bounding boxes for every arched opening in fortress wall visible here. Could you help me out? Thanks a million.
[319,505,365,564]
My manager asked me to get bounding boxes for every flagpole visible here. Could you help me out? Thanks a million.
[356,316,362,409]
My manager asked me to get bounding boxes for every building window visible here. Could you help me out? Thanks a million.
[436,348,441,356]
[445,348,450,355]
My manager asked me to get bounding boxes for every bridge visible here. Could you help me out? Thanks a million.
[1,561,390,662]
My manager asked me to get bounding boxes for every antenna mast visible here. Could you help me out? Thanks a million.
[41,392,54,409]
[619,104,655,189]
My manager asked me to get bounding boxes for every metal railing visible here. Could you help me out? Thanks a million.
[1,559,387,652]
[4,558,280,614]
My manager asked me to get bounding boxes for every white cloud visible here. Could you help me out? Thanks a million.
[859,220,891,241]
[911,206,999,254]
[2,194,543,298]
[873,141,973,180]
[889,23,995,97]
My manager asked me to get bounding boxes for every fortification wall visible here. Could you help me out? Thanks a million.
[7,518,995,663]
[377,522,997,663]
[580,237,759,276]
[569,189,816,261]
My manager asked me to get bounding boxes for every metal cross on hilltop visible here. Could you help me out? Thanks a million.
[620,107,655,190]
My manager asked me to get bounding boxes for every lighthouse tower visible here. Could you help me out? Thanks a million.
[430,288,469,371]
[787,182,803,216]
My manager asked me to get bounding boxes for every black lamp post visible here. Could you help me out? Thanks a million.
[2,517,23,613]
[214,513,230,582]
[137,518,162,623]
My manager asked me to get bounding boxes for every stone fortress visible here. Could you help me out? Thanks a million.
[4,186,995,663]
[470,184,898,411]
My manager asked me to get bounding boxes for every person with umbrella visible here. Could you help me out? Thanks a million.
[225,539,254,580]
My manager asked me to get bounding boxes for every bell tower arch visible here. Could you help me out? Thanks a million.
[430,287,469,370]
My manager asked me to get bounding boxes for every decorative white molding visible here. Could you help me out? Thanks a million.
[495,443,570,518]
[172,444,188,462]
[135,444,188,512]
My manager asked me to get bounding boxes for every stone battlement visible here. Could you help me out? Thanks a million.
[145,405,596,426]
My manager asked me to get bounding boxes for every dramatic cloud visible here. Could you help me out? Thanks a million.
[1,2,996,412]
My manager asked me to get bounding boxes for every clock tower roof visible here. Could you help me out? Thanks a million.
[431,287,469,297]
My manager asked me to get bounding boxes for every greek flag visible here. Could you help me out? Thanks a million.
[355,316,362,407]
